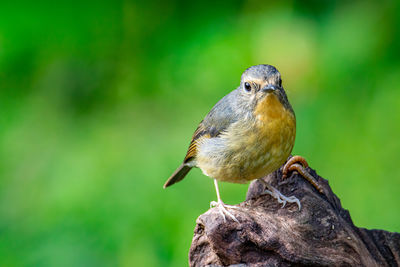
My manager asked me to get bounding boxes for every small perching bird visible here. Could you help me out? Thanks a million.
[164,64,321,222]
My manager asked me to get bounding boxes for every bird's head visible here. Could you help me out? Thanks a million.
[237,64,292,112]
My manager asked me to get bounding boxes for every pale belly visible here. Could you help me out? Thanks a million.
[196,111,296,183]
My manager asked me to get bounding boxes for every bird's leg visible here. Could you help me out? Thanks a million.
[259,178,301,210]
[209,179,239,223]
[282,155,324,194]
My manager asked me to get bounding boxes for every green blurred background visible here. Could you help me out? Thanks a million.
[1,0,400,266]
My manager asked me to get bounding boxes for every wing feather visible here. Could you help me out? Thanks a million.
[183,89,240,163]
[184,122,209,162]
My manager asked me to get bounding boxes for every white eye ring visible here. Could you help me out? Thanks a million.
[244,82,251,92]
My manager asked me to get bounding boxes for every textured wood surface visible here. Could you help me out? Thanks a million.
[189,164,400,267]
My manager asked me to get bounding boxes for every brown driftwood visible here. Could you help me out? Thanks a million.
[189,163,400,266]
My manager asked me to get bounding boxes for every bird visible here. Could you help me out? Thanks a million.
[163,64,321,222]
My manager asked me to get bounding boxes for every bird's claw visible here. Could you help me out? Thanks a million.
[263,187,301,211]
[210,200,239,223]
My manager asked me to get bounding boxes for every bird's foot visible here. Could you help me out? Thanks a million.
[210,200,239,223]
[262,185,301,210]
[258,179,301,210]
[283,155,324,194]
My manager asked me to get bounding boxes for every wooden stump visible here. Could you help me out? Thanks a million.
[189,164,400,266]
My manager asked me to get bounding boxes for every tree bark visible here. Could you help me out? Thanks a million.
[189,163,400,267]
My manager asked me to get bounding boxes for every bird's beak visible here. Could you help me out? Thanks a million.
[262,84,277,93]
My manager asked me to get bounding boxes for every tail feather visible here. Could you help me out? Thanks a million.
[163,164,192,188]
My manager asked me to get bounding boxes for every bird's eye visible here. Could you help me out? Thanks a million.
[244,82,251,92]
[278,79,282,87]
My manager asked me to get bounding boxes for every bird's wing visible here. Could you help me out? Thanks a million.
[183,122,209,162]
[184,91,239,162]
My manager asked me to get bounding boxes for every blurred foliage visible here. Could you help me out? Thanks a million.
[1,0,400,266]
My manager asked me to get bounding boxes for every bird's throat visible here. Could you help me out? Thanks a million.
[255,94,288,120]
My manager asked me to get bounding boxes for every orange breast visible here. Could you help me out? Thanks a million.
[249,93,296,180]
